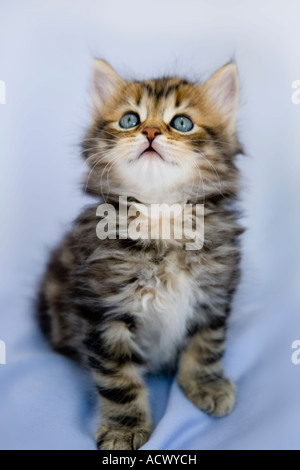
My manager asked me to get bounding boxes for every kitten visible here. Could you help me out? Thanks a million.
[37,60,243,450]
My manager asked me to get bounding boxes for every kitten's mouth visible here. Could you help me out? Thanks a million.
[139,146,164,161]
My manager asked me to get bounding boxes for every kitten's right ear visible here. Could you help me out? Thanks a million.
[92,60,123,114]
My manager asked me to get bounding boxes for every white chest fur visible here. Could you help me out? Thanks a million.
[134,257,198,372]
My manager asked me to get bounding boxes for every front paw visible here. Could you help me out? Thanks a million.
[179,375,236,417]
[96,423,151,450]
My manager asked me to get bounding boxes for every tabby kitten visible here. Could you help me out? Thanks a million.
[38,60,243,450]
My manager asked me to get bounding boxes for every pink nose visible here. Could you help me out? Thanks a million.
[143,127,161,143]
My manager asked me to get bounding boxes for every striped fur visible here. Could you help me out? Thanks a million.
[37,60,243,450]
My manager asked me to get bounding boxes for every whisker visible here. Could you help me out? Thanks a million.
[100,154,121,201]
[82,138,119,149]
[84,151,113,191]
[99,129,121,140]
[188,138,232,147]
[197,150,225,197]
[105,156,121,201]
[85,150,109,164]
[192,161,206,203]
[188,159,205,204]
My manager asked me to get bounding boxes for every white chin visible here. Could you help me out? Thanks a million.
[140,150,164,161]
[119,157,185,203]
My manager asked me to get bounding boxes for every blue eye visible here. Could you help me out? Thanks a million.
[119,112,140,129]
[171,115,193,132]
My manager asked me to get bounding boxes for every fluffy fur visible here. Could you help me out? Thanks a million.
[37,60,243,450]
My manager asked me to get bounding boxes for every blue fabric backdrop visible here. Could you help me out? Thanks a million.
[1,0,300,450]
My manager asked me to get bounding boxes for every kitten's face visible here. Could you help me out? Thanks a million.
[83,61,241,204]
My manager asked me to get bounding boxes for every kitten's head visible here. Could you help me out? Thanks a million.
[83,60,241,204]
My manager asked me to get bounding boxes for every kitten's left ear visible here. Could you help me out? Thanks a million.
[203,63,239,130]
[92,59,123,114]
